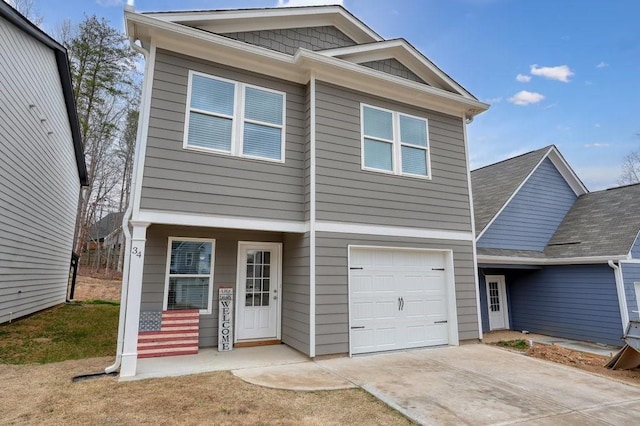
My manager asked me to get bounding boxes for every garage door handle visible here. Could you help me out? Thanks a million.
[432,268,445,271]
[398,297,404,311]
[350,267,363,270]
[434,320,448,324]
[351,326,365,329]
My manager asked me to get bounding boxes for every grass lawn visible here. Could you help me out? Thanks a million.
[0,301,119,364]
[0,298,411,425]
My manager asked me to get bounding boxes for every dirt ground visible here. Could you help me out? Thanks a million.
[484,330,640,387]
[0,357,410,425]
[72,271,121,302]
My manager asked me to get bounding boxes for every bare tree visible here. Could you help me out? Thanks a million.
[5,0,43,26]
[619,150,640,185]
[59,15,139,261]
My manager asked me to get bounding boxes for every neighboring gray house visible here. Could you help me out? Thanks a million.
[88,211,125,248]
[473,145,640,346]
[0,3,88,323]
[117,4,488,377]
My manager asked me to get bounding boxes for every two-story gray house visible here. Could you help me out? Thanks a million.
[116,4,488,377]
[0,2,87,324]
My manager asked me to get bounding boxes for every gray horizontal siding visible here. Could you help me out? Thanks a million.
[282,232,310,355]
[508,265,623,346]
[220,26,356,55]
[0,19,79,324]
[314,81,473,232]
[315,232,478,356]
[478,158,577,251]
[360,58,426,84]
[139,49,306,221]
[621,263,640,321]
[140,225,284,347]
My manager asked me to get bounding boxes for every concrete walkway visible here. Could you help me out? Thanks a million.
[233,345,640,425]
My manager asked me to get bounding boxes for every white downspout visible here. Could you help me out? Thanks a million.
[104,32,149,374]
[608,260,630,336]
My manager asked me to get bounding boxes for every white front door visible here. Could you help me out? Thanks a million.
[349,247,453,355]
[235,242,282,341]
[486,275,509,330]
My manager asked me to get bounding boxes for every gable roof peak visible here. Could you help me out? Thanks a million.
[141,4,382,45]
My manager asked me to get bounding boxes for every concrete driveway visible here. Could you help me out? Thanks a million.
[235,344,640,425]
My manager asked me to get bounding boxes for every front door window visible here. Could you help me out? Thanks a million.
[245,250,271,307]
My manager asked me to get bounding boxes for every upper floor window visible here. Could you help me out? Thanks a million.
[361,104,430,178]
[184,71,286,162]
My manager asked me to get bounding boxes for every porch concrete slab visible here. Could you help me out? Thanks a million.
[232,362,355,391]
[128,345,309,381]
[316,344,640,425]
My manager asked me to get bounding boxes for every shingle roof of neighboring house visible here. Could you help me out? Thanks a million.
[0,2,88,185]
[471,146,551,234]
[545,183,640,258]
[89,212,124,241]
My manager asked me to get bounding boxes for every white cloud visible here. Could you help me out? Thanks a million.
[594,123,601,128]
[596,61,609,68]
[508,90,545,106]
[530,64,574,82]
[96,0,124,6]
[277,0,343,6]
[485,96,502,103]
[584,143,610,148]
[576,165,621,190]
[516,74,531,83]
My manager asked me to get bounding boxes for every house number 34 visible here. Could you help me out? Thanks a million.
[131,247,142,258]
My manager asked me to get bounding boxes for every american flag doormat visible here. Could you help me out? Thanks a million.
[137,310,199,358]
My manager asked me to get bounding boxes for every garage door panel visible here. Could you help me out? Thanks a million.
[351,275,373,294]
[350,247,451,355]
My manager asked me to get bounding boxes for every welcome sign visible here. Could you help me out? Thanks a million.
[218,287,233,351]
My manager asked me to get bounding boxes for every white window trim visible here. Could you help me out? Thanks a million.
[183,70,286,163]
[163,237,216,315]
[360,103,431,179]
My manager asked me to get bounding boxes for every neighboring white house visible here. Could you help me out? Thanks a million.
[0,2,88,324]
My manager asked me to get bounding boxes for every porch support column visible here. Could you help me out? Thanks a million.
[120,221,150,378]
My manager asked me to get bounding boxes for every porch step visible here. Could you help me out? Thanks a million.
[137,310,199,359]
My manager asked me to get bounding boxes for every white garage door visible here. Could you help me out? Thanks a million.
[349,247,450,355]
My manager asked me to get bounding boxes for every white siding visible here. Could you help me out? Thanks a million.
[0,19,80,323]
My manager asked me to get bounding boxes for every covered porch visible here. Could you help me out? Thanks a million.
[120,221,310,378]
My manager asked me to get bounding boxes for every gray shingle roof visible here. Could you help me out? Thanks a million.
[545,183,640,258]
[89,212,124,241]
[471,146,551,234]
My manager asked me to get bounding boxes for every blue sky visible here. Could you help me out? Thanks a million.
[27,0,640,189]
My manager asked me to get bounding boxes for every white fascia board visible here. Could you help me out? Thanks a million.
[296,49,489,118]
[319,40,476,100]
[476,147,552,239]
[135,210,307,233]
[546,147,589,195]
[142,6,382,44]
[477,255,628,265]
